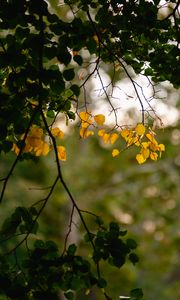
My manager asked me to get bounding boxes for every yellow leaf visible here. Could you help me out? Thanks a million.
[80,127,85,138]
[85,130,94,138]
[110,133,119,144]
[112,149,120,157]
[79,111,91,122]
[27,136,43,148]
[30,127,43,138]
[94,114,105,126]
[127,136,139,146]
[158,143,165,151]
[135,123,146,136]
[146,133,157,144]
[136,154,146,164]
[141,148,150,159]
[149,142,158,152]
[81,121,91,128]
[80,127,94,139]
[121,129,133,142]
[98,129,105,137]
[121,129,130,138]
[141,142,149,149]
[57,146,66,161]
[150,152,158,161]
[102,133,110,143]
[134,140,140,146]
[79,111,92,128]
[12,143,20,155]
[51,127,64,139]
[34,142,49,156]
[41,142,50,156]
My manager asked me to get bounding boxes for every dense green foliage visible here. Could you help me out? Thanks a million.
[0,0,179,299]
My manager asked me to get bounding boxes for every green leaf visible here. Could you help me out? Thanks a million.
[45,240,59,250]
[129,253,139,265]
[126,238,138,250]
[63,68,75,81]
[29,207,38,216]
[18,207,32,224]
[109,222,119,232]
[70,84,80,96]
[34,240,45,249]
[112,256,126,268]
[57,49,72,66]
[73,55,83,66]
[67,111,76,120]
[67,244,77,256]
[63,100,71,111]
[119,230,128,236]
[1,217,20,236]
[47,110,55,118]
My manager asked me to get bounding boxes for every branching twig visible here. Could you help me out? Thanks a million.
[162,0,180,20]
[86,8,145,124]
[40,109,101,277]
[4,175,59,255]
[62,203,75,255]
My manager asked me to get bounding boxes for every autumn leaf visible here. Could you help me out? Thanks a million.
[121,129,133,142]
[57,146,66,161]
[79,111,91,122]
[135,124,146,136]
[12,143,20,155]
[34,142,50,156]
[146,133,157,144]
[141,148,150,159]
[136,154,146,164]
[102,133,110,144]
[80,127,94,139]
[98,129,105,137]
[150,152,158,161]
[112,149,120,157]
[158,144,165,151]
[51,127,64,139]
[30,127,43,138]
[94,114,105,126]
[110,133,119,144]
[141,142,149,149]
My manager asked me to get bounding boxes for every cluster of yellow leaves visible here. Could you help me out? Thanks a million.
[79,111,105,139]
[12,117,165,165]
[120,124,165,164]
[98,129,119,145]
[79,112,165,164]
[12,126,66,161]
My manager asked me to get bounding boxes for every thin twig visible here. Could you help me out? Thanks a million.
[4,176,59,255]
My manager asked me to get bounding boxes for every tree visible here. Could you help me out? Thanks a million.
[0,1,179,299]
